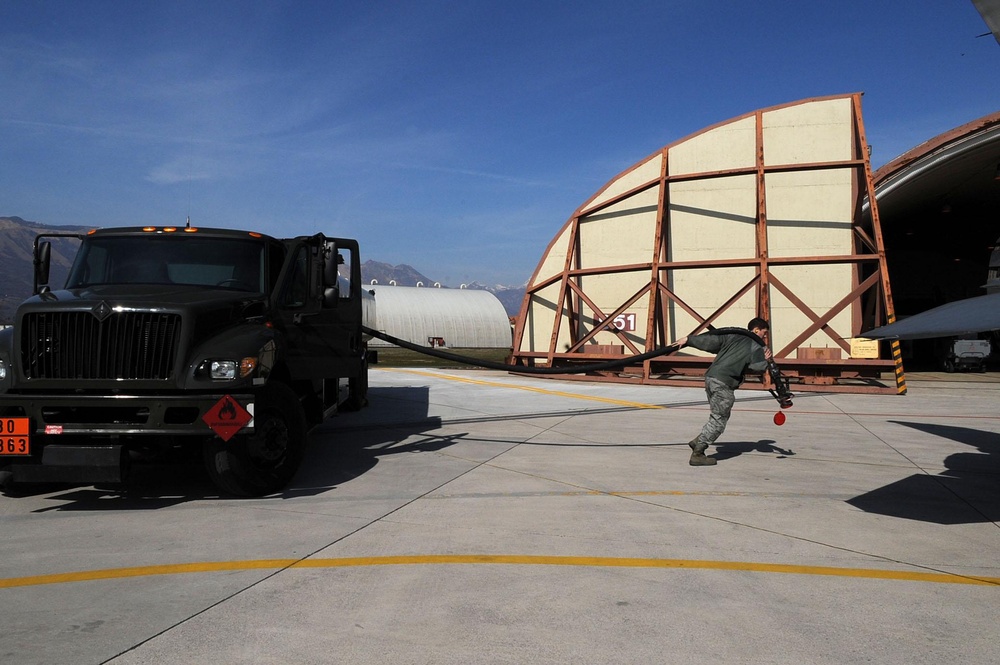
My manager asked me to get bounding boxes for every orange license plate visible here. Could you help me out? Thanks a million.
[0,417,30,456]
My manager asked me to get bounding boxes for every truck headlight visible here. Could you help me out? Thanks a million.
[202,357,258,380]
[0,360,6,381]
[210,360,237,380]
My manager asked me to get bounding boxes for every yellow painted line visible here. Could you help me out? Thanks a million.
[384,368,664,409]
[0,559,293,589]
[1,555,997,589]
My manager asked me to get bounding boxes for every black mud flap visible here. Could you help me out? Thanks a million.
[11,445,128,484]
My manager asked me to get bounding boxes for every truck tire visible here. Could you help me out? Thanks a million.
[203,383,307,497]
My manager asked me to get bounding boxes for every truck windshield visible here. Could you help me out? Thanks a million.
[65,235,267,292]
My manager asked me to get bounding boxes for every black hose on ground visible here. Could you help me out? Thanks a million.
[363,324,793,407]
[363,326,680,375]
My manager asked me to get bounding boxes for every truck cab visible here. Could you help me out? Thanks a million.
[0,225,374,496]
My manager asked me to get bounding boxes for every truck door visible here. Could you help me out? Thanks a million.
[274,237,365,381]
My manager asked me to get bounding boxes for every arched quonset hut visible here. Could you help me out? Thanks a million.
[511,93,903,394]
[368,285,511,349]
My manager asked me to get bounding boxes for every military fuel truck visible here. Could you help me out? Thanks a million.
[0,224,374,496]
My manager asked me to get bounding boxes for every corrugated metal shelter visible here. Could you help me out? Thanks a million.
[511,93,902,394]
[368,285,511,349]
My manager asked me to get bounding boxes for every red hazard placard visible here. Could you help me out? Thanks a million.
[203,395,253,442]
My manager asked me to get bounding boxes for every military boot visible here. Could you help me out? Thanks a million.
[688,437,706,453]
[688,437,717,465]
[689,451,718,466]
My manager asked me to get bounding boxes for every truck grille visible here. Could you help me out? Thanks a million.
[21,311,181,380]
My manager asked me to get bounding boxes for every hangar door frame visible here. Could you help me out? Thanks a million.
[511,94,904,394]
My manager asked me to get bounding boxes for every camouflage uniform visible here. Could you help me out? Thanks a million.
[685,329,768,454]
[700,376,735,445]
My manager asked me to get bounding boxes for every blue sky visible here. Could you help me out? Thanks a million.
[2,2,997,286]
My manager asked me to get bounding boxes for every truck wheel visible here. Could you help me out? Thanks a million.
[203,383,307,497]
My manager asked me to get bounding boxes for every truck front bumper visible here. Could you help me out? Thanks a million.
[0,392,256,486]
[0,392,255,437]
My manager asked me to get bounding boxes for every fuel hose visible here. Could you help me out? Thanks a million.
[363,326,679,375]
[363,325,793,409]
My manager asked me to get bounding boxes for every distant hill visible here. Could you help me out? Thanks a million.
[0,217,89,323]
[361,260,437,288]
[360,261,525,316]
[0,217,528,321]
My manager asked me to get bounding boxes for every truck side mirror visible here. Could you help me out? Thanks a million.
[34,241,52,294]
[322,285,339,308]
[322,243,341,308]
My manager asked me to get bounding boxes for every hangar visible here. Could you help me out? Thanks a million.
[367,284,511,349]
[510,93,1000,394]
[867,111,1000,367]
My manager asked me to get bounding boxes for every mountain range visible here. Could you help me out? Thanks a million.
[0,217,527,321]
[360,260,526,316]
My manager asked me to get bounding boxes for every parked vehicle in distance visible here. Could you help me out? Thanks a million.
[942,337,990,373]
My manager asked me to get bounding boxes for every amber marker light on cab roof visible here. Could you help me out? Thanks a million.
[184,227,198,233]
[142,227,156,232]
[248,232,262,238]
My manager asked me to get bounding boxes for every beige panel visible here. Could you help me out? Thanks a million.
[667,266,759,341]
[667,174,757,261]
[669,115,756,176]
[762,97,852,165]
[532,225,573,286]
[523,283,559,352]
[766,169,853,259]
[585,153,662,213]
[769,264,853,352]
[575,271,652,348]
[578,188,659,269]
[525,289,576,353]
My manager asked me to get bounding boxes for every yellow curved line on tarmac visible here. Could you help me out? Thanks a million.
[386,368,665,409]
[1,555,997,589]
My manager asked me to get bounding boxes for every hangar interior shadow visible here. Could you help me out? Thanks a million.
[882,212,999,369]
[873,116,1000,370]
[846,421,1000,524]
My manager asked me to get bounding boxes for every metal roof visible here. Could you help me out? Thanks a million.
[871,111,1000,225]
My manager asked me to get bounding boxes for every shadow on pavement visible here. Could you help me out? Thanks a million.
[15,386,449,510]
[714,439,795,461]
[846,421,1000,524]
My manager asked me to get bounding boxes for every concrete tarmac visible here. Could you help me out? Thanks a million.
[1,368,998,664]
